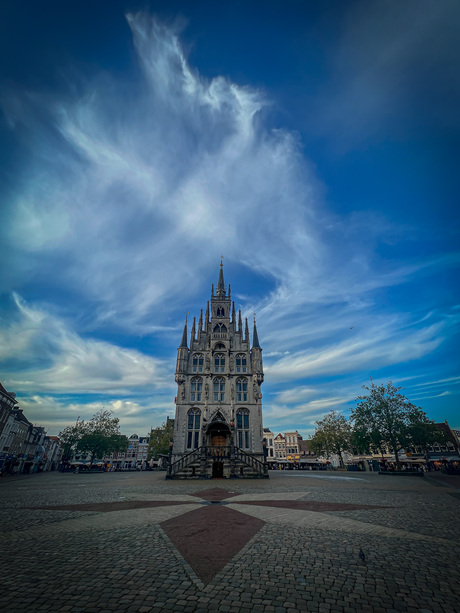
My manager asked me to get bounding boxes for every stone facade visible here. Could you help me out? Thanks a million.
[168,265,267,479]
[263,428,275,463]
[274,433,287,461]
[0,382,63,474]
[109,433,149,470]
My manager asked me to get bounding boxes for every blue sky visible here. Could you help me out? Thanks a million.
[1,0,459,437]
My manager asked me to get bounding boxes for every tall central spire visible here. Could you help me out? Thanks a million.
[215,260,226,297]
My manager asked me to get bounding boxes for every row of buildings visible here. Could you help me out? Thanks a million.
[263,429,321,468]
[71,433,151,471]
[0,381,152,474]
[0,380,154,474]
[0,382,63,474]
[263,423,460,473]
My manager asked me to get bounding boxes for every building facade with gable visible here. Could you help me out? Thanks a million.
[274,433,287,461]
[168,264,268,479]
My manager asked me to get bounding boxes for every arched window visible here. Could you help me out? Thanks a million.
[236,377,248,402]
[192,354,204,373]
[216,307,225,317]
[213,377,225,402]
[213,323,227,338]
[187,408,201,449]
[214,353,225,373]
[236,354,247,373]
[236,409,250,449]
[190,377,203,402]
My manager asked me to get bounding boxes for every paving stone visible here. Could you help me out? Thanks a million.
[1,471,459,613]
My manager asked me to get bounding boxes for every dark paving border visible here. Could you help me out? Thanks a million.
[25,500,195,512]
[234,500,394,512]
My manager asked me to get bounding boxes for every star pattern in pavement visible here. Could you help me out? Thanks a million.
[29,488,394,584]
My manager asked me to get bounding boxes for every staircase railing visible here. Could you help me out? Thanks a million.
[167,445,268,477]
[233,446,267,476]
[203,445,231,458]
[167,447,201,477]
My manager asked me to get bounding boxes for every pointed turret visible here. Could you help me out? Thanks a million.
[232,301,236,324]
[198,309,203,333]
[216,262,226,297]
[250,314,264,386]
[175,316,190,383]
[238,309,242,333]
[245,317,249,341]
[252,318,260,348]
[179,319,188,348]
[191,317,196,344]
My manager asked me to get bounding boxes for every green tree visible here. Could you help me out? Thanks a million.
[309,410,352,468]
[59,410,128,466]
[59,420,86,461]
[351,380,424,471]
[148,418,175,460]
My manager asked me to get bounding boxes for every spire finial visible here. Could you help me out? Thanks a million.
[216,259,226,297]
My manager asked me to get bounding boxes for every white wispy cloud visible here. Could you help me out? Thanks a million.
[3,12,457,337]
[0,294,171,394]
[0,12,458,433]
[264,315,451,383]
[17,395,175,436]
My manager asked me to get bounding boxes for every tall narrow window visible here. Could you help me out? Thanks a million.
[236,354,247,373]
[192,354,204,373]
[236,377,248,402]
[187,408,201,449]
[236,409,250,449]
[214,353,225,373]
[190,377,202,402]
[213,377,225,402]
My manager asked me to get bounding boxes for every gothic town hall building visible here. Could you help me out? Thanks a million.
[167,264,268,479]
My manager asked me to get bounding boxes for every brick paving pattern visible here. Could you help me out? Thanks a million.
[1,470,459,612]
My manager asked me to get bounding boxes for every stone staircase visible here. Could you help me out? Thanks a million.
[166,445,269,479]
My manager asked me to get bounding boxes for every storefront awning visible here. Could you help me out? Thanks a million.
[429,456,460,462]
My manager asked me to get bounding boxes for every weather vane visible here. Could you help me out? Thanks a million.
[220,254,224,266]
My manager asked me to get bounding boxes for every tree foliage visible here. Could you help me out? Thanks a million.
[59,421,86,461]
[309,410,352,468]
[59,410,128,465]
[148,418,175,460]
[350,380,427,470]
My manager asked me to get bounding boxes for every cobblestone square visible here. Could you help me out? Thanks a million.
[1,470,459,612]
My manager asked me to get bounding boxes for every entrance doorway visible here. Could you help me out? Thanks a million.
[211,434,226,447]
[212,461,224,478]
